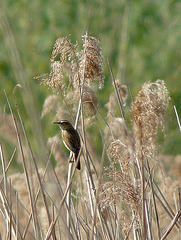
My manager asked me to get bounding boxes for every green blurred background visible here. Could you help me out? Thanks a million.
[0,0,180,168]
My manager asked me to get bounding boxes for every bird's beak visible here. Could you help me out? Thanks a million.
[53,121,60,125]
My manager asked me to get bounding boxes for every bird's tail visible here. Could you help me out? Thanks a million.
[75,152,81,170]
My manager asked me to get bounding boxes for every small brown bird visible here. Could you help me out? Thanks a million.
[53,120,81,170]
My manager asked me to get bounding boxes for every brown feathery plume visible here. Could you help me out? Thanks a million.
[0,108,21,146]
[112,171,141,214]
[104,137,141,213]
[132,80,170,162]
[74,85,98,116]
[47,61,64,91]
[41,95,61,118]
[100,170,141,221]
[101,116,141,238]
[105,81,128,118]
[120,210,141,237]
[41,93,75,124]
[107,139,132,175]
[36,37,77,92]
[131,80,170,239]
[55,108,74,124]
[54,91,77,122]
[104,117,133,146]
[51,37,77,63]
[76,35,104,89]
[105,93,118,118]
[36,35,104,95]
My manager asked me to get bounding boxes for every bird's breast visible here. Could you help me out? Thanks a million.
[62,129,80,154]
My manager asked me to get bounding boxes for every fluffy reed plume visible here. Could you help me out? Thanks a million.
[74,85,98,116]
[36,35,104,94]
[100,166,141,238]
[36,37,77,92]
[55,108,74,123]
[78,35,104,89]
[105,81,128,120]
[105,93,118,117]
[37,34,104,135]
[41,95,60,118]
[51,37,77,63]
[41,93,75,122]
[132,80,170,161]
[104,117,133,147]
[101,115,141,238]
[107,139,132,175]
[101,81,170,238]
[101,169,141,212]
[47,135,67,164]
[0,108,21,146]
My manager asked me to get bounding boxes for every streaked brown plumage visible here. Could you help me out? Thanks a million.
[53,120,81,170]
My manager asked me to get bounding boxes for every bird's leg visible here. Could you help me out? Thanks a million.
[68,153,74,163]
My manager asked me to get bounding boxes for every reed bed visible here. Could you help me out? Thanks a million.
[0,34,180,240]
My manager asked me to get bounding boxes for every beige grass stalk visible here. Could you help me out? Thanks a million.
[146,159,160,239]
[90,144,113,240]
[107,62,142,239]
[22,159,51,239]
[0,147,18,239]
[0,143,7,198]
[15,104,57,240]
[141,147,146,239]
[66,47,82,234]
[145,200,153,240]
[9,179,12,240]
[108,60,127,128]
[4,90,40,239]
[80,34,113,240]
[144,171,180,229]
[49,156,80,240]
[16,192,19,240]
[132,80,170,239]
[0,149,18,239]
[73,32,109,239]
[85,170,94,218]
[66,154,74,233]
[0,188,16,238]
[174,105,181,133]
[44,157,80,240]
[161,210,181,240]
